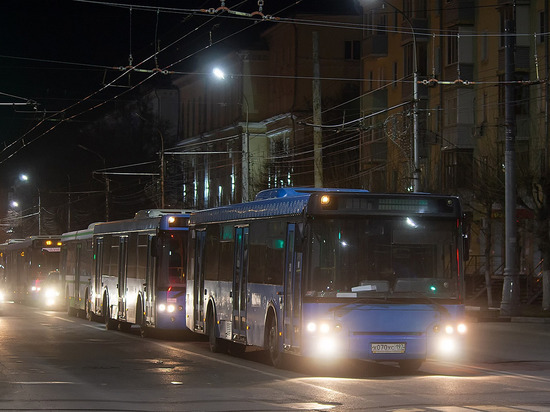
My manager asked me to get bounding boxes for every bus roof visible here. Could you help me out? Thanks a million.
[191,189,462,225]
[93,210,192,235]
[191,187,369,225]
[254,187,368,200]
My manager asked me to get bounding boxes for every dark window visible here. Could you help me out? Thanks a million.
[219,224,234,281]
[127,233,138,279]
[345,40,360,60]
[204,225,220,281]
[447,31,458,65]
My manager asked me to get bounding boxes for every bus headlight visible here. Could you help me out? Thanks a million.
[437,336,457,355]
[158,303,176,313]
[44,289,60,298]
[434,322,467,335]
[317,336,339,357]
[306,320,342,357]
[307,321,340,334]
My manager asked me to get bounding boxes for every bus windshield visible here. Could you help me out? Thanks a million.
[157,232,188,287]
[306,216,461,299]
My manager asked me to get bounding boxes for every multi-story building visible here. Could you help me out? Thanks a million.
[359,0,549,302]
[172,11,362,209]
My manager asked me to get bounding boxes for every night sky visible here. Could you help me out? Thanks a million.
[0,0,360,232]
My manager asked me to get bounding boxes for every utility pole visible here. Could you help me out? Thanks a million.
[500,17,520,317]
[158,130,165,208]
[312,31,323,188]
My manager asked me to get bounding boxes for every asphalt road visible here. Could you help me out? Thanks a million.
[0,302,550,411]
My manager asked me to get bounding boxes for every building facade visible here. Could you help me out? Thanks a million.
[359,0,549,301]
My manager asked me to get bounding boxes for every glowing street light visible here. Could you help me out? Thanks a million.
[18,173,41,235]
[212,67,250,202]
[212,67,225,80]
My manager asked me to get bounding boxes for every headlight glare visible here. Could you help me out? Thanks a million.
[158,304,166,312]
[306,322,316,333]
[319,323,330,334]
[457,323,467,334]
[445,325,454,334]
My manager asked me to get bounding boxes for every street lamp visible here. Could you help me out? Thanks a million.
[369,1,420,192]
[18,174,41,235]
[212,67,250,202]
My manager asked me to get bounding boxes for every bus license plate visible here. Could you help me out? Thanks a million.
[371,343,406,354]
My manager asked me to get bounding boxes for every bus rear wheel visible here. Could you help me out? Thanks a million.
[207,311,225,353]
[267,316,284,368]
[104,299,117,330]
[137,299,149,338]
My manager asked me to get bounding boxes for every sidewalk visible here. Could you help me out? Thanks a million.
[466,305,550,323]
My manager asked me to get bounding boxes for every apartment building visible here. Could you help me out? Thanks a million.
[172,12,362,209]
[359,0,549,297]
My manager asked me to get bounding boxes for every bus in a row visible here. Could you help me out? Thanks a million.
[61,209,193,337]
[0,236,62,304]
[3,188,468,371]
[185,187,469,370]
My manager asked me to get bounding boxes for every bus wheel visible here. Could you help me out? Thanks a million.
[137,300,149,338]
[104,300,117,330]
[66,290,75,317]
[398,359,423,373]
[267,316,284,368]
[85,298,94,322]
[207,311,224,353]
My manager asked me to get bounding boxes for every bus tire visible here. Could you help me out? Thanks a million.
[207,310,224,353]
[66,289,76,317]
[85,297,94,322]
[103,298,117,330]
[267,315,284,368]
[136,299,149,338]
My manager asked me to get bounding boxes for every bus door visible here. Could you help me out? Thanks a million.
[75,243,82,302]
[93,237,104,314]
[117,236,128,320]
[283,223,302,351]
[193,229,206,332]
[140,234,153,321]
[232,226,249,343]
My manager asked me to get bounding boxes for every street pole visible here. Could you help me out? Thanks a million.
[158,130,165,208]
[500,18,520,317]
[380,1,420,191]
[312,31,324,188]
[38,190,41,236]
[242,95,250,202]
